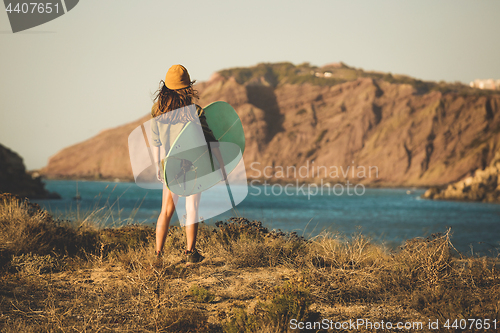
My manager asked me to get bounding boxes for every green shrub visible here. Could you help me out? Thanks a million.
[224,282,320,333]
[188,284,215,303]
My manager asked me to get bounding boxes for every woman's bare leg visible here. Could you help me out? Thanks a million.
[185,192,201,252]
[156,185,178,253]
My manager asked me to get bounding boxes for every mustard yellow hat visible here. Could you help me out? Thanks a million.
[164,64,191,90]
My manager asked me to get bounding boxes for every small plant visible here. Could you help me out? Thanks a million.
[224,281,320,333]
[188,284,215,303]
[261,282,316,325]
[212,218,307,268]
[393,230,453,288]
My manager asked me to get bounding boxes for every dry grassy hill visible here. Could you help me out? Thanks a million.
[1,194,499,332]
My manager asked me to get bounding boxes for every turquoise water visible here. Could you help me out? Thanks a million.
[33,180,500,257]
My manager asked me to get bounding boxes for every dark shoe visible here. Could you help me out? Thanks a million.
[185,249,204,263]
[155,250,163,258]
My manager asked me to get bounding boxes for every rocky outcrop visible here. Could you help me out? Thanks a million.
[423,152,500,203]
[40,63,500,188]
[0,144,60,199]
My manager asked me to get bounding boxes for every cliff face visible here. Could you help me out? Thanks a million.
[39,117,148,180]
[40,64,500,187]
[198,73,500,186]
[0,144,59,199]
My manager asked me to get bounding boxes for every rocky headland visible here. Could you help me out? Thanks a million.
[423,151,500,203]
[40,62,500,191]
[0,144,60,199]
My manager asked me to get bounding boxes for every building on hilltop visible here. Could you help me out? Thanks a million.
[469,78,500,90]
[315,71,332,78]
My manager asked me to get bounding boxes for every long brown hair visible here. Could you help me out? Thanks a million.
[151,80,199,123]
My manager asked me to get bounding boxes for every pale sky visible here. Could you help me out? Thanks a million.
[1,0,499,170]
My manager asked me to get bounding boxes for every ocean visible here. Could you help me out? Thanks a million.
[33,180,500,257]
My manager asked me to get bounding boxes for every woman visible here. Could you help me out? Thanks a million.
[150,64,224,263]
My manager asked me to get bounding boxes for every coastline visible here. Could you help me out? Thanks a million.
[38,173,441,190]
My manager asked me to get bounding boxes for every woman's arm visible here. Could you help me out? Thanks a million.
[153,146,163,183]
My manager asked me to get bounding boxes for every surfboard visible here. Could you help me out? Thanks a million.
[163,101,245,196]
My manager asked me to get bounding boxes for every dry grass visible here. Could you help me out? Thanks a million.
[0,193,99,267]
[0,193,499,332]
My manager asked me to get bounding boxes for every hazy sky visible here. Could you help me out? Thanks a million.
[1,0,499,170]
